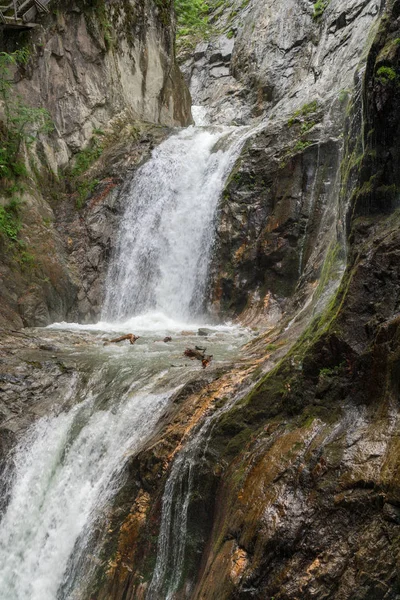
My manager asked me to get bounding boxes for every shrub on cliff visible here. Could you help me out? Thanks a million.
[0,49,53,187]
[175,0,209,35]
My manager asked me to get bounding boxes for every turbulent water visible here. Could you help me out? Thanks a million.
[0,122,253,600]
[102,125,248,322]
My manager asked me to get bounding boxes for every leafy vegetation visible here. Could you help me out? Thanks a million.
[70,137,103,178]
[0,49,53,189]
[0,198,21,242]
[376,65,398,85]
[68,133,104,208]
[174,0,209,36]
[313,0,329,20]
[288,100,319,127]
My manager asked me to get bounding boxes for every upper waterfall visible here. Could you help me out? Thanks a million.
[102,126,247,323]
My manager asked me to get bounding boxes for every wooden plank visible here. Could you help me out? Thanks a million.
[15,0,33,14]
[34,0,49,11]
[0,20,38,28]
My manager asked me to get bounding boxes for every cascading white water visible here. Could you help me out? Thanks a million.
[102,126,247,322]
[0,362,173,600]
[0,122,256,600]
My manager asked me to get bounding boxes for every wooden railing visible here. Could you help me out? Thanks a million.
[0,0,50,28]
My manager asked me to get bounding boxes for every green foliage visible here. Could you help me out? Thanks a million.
[0,49,53,188]
[0,198,21,241]
[376,66,398,85]
[301,120,317,134]
[288,100,319,127]
[71,138,103,178]
[15,244,36,269]
[313,0,329,19]
[76,178,100,209]
[69,133,103,208]
[175,0,209,32]
[293,140,312,152]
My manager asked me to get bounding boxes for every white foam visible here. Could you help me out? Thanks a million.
[48,311,244,336]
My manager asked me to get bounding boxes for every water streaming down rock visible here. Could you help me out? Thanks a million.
[0,360,173,600]
[102,125,249,322]
[0,123,256,600]
[146,382,252,600]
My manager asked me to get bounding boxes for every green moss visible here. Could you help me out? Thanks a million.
[376,66,398,85]
[293,140,312,153]
[75,179,100,209]
[71,139,103,178]
[338,89,351,104]
[301,120,317,134]
[315,241,343,299]
[313,0,329,20]
[288,100,319,127]
[0,198,21,242]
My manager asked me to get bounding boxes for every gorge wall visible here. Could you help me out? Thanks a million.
[0,0,192,329]
[1,0,400,599]
[81,1,400,599]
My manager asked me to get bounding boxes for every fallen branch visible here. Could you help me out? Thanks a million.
[106,334,139,346]
[184,347,213,368]
[184,347,205,361]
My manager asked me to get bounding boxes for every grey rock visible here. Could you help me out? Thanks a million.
[194,42,209,61]
[210,66,230,79]
[198,328,215,337]
[383,503,400,524]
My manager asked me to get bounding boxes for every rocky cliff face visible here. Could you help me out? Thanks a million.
[82,2,400,599]
[0,0,191,328]
[1,0,400,599]
[13,0,192,169]
[186,0,384,324]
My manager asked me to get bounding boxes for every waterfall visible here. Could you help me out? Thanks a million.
[146,385,252,600]
[102,125,248,323]
[0,122,255,600]
[0,367,172,600]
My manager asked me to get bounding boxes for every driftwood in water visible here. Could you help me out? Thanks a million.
[201,356,212,369]
[184,346,213,368]
[107,334,139,345]
[184,347,205,361]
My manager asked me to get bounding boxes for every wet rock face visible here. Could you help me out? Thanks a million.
[90,4,400,600]
[0,124,170,328]
[353,0,400,216]
[10,0,192,170]
[191,214,400,600]
[54,124,171,323]
[181,0,381,125]
[209,121,343,322]
[0,0,191,328]
[182,0,383,322]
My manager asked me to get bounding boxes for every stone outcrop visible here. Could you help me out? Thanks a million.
[191,0,384,323]
[12,0,192,169]
[82,2,400,599]
[0,0,192,328]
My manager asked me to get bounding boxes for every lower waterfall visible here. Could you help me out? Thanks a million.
[0,123,254,600]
